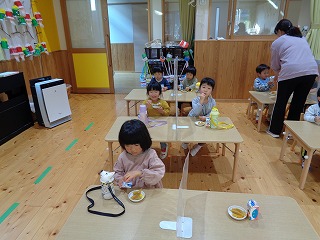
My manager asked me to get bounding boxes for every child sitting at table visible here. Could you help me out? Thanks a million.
[179,66,198,91]
[253,64,276,121]
[178,66,198,114]
[114,119,165,189]
[182,77,216,156]
[149,66,171,91]
[142,82,170,159]
[301,88,320,167]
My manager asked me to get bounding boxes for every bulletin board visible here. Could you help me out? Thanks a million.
[0,0,48,62]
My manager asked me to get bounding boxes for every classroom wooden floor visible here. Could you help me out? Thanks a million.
[0,93,320,239]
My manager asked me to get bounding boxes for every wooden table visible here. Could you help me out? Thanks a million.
[57,187,320,240]
[124,89,197,115]
[280,120,320,189]
[248,91,316,132]
[105,116,243,182]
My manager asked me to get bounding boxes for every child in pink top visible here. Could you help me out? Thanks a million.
[114,119,165,189]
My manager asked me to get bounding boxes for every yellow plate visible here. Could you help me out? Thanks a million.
[128,190,146,202]
[228,205,247,220]
[194,121,205,127]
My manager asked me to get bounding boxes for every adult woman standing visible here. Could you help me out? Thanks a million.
[267,19,319,138]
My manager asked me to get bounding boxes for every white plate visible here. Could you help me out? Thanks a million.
[228,205,247,220]
[128,190,145,202]
[152,105,160,109]
[194,121,205,127]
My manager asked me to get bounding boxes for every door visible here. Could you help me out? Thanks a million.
[107,1,149,72]
[61,0,114,93]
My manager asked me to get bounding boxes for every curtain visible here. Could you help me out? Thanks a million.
[306,0,320,61]
[179,1,196,48]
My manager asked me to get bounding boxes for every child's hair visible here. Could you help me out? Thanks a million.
[274,19,302,38]
[147,81,162,95]
[200,77,215,89]
[256,64,270,74]
[317,88,320,97]
[118,119,152,151]
[152,66,163,74]
[185,66,197,76]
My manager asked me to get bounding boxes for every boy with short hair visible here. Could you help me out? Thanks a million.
[253,64,276,121]
[182,77,216,156]
[149,66,171,91]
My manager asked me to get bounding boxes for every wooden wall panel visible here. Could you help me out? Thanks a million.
[194,40,274,99]
[0,51,71,95]
[111,43,134,71]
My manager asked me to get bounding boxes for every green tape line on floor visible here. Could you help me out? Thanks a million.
[85,122,94,131]
[34,166,52,184]
[0,202,19,224]
[66,139,78,151]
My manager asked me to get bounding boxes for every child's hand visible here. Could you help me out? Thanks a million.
[156,106,165,114]
[199,93,206,104]
[117,179,124,188]
[145,100,152,108]
[315,116,320,124]
[185,87,190,91]
[199,116,206,121]
[124,170,142,182]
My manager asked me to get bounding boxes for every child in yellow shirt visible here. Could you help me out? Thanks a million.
[142,82,170,159]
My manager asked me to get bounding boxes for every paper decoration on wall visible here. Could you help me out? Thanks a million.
[0,0,50,62]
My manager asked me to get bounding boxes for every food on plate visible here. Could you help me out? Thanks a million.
[231,207,246,218]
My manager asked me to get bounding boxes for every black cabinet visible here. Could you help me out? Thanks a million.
[0,72,34,145]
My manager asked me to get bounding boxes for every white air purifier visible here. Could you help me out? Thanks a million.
[34,79,72,128]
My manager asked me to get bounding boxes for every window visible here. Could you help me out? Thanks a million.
[209,0,309,39]
[164,0,182,42]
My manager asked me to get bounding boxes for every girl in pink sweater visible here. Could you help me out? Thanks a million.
[114,119,165,189]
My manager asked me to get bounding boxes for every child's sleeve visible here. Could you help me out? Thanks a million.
[304,104,317,122]
[113,153,126,183]
[164,79,171,89]
[161,100,171,116]
[189,77,198,90]
[253,78,269,92]
[140,151,165,185]
[188,97,202,117]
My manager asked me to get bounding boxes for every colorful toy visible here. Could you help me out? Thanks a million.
[179,40,189,48]
[14,1,26,16]
[100,170,115,200]
[34,12,44,27]
[25,13,32,27]
[0,9,5,21]
[31,17,38,27]
[1,38,9,49]
[12,5,20,17]
[9,47,19,62]
[5,9,15,25]
[17,16,26,25]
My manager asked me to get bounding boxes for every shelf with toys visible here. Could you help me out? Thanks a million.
[140,40,194,88]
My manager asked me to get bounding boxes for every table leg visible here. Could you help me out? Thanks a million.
[232,143,240,182]
[222,143,226,156]
[134,101,138,116]
[108,142,113,167]
[126,101,130,116]
[280,128,289,160]
[257,103,263,132]
[299,148,313,190]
